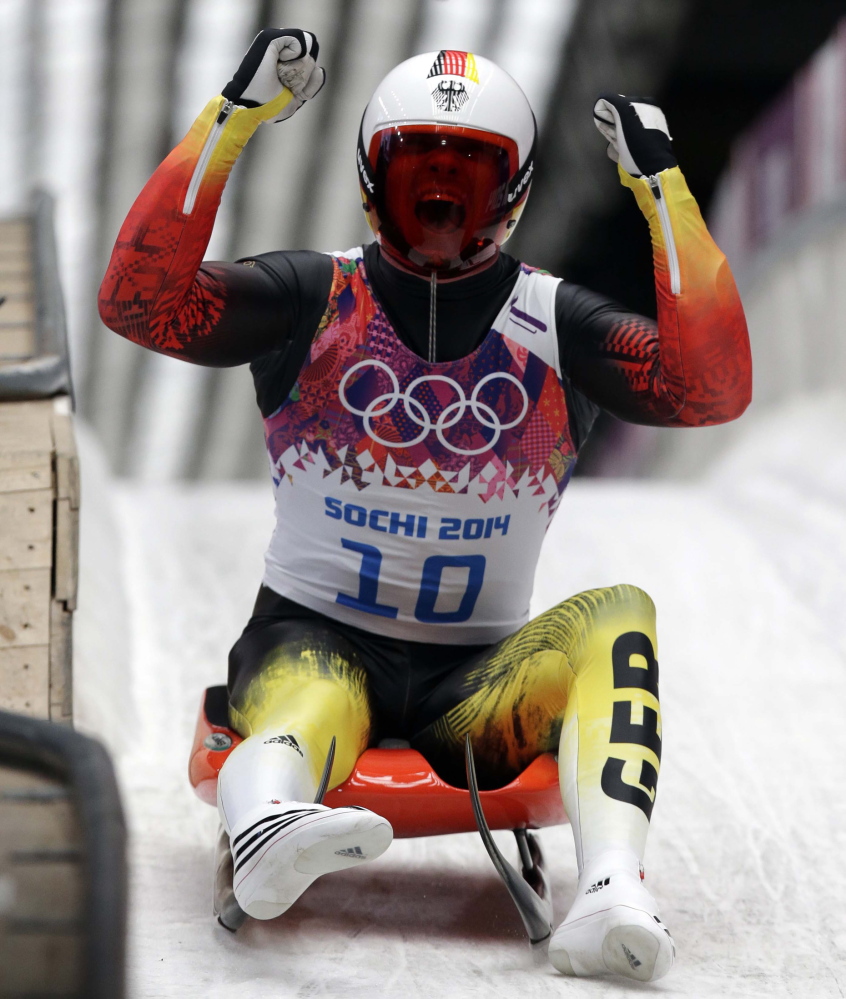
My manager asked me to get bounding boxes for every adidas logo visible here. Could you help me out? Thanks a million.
[334,846,366,860]
[586,877,610,893]
[263,734,303,756]
[621,943,642,969]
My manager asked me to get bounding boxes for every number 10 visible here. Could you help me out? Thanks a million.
[336,538,486,624]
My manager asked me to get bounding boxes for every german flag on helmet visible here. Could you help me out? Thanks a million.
[426,50,480,83]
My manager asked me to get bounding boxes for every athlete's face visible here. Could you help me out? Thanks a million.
[373,127,514,269]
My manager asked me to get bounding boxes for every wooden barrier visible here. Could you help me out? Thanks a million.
[0,399,78,721]
[0,200,124,999]
[0,200,77,724]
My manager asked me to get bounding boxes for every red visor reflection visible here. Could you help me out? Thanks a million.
[370,125,518,270]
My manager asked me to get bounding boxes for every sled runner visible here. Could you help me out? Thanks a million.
[190,685,566,947]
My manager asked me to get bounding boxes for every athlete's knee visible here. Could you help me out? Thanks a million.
[606,583,656,617]
[539,584,659,687]
[229,639,370,737]
[545,583,655,633]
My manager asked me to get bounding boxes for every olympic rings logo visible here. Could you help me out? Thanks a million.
[338,360,529,456]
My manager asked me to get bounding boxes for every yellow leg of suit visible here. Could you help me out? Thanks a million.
[228,585,662,869]
[415,584,661,870]
[556,586,661,869]
[228,629,372,790]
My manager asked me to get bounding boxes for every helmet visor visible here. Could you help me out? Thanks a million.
[370,125,518,270]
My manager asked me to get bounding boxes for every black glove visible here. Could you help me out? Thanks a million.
[593,94,676,177]
[222,29,325,123]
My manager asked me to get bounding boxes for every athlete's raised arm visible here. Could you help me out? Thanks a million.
[97,29,329,367]
[556,94,752,428]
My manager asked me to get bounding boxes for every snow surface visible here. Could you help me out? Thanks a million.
[73,395,846,998]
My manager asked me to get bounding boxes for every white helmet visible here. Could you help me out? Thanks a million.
[358,51,537,277]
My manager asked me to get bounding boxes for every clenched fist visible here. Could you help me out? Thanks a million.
[222,29,325,123]
[593,94,676,178]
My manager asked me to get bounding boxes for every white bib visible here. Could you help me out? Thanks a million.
[261,250,575,644]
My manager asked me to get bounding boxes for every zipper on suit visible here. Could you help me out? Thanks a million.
[647,173,680,295]
[182,100,235,215]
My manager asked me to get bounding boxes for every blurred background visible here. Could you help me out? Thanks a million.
[0,0,844,482]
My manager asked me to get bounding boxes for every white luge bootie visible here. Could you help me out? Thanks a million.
[228,799,393,919]
[548,849,675,982]
[217,729,393,920]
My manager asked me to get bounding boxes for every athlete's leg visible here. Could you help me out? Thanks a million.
[218,599,391,919]
[224,617,373,808]
[412,584,673,981]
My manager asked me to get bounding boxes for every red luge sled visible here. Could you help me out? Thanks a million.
[189,685,566,835]
[189,685,566,946]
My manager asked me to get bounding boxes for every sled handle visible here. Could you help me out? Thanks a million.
[465,734,553,948]
[314,736,336,805]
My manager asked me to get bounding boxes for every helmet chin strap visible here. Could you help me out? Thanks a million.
[428,271,437,363]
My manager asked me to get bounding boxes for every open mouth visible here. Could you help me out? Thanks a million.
[415,199,466,233]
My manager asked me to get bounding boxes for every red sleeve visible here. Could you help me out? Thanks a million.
[563,165,752,428]
[97,92,298,365]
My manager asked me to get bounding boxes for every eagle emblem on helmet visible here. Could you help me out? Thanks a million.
[432,79,469,112]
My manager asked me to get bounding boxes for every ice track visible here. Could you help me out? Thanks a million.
[73,396,846,998]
